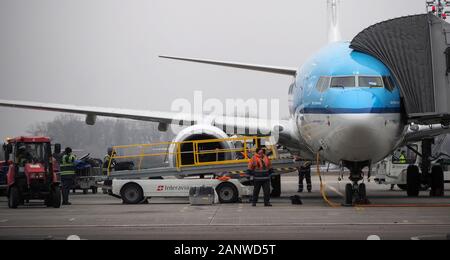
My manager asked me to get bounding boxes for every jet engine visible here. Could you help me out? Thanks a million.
[168,125,236,168]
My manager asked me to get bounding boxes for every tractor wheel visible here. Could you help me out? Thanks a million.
[45,193,52,207]
[407,165,420,197]
[51,186,62,208]
[8,186,20,209]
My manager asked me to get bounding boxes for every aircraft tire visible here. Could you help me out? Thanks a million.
[8,186,20,209]
[397,184,408,191]
[430,165,444,197]
[406,165,420,197]
[345,184,353,205]
[51,186,62,208]
[358,183,367,201]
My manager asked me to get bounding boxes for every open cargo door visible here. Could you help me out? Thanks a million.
[350,14,450,126]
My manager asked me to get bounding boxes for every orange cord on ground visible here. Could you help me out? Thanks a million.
[316,152,341,208]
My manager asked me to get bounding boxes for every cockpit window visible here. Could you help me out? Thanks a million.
[330,77,356,88]
[316,77,331,92]
[382,76,395,92]
[359,76,383,88]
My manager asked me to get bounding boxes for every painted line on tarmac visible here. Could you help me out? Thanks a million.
[355,204,450,208]
[1,223,450,229]
[326,185,344,197]
[410,234,449,240]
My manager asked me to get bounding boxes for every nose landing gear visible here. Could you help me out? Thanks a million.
[343,162,371,206]
[344,182,369,206]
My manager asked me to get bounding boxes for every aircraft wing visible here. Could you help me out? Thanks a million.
[0,99,197,126]
[159,56,298,76]
[0,99,287,136]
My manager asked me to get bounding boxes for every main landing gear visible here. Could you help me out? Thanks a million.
[343,162,370,206]
[406,139,445,197]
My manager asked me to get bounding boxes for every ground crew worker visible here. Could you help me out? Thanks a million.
[60,147,76,205]
[248,147,273,207]
[298,160,312,193]
[52,144,63,173]
[399,151,407,164]
[102,148,117,175]
[16,145,31,167]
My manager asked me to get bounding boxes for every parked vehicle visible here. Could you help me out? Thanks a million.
[3,136,61,208]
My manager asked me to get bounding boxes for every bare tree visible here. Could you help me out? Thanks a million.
[28,115,174,164]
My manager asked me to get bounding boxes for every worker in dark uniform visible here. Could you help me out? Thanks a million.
[17,145,32,167]
[102,148,117,176]
[298,160,312,193]
[60,147,76,205]
[248,147,273,207]
[52,144,63,173]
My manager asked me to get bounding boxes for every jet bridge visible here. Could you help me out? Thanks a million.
[350,13,450,126]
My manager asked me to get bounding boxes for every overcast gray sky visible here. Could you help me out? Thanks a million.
[0,0,427,139]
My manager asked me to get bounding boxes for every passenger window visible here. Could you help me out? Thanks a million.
[316,77,331,92]
[330,77,355,88]
[382,76,395,92]
[359,76,383,88]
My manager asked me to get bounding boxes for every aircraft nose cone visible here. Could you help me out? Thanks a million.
[325,90,398,162]
[335,116,380,149]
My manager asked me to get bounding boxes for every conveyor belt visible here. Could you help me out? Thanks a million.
[103,158,297,181]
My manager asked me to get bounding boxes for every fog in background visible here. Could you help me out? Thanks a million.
[0,0,431,140]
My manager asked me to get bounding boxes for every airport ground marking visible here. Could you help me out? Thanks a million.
[2,223,450,229]
[326,185,344,197]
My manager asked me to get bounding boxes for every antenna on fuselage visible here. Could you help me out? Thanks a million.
[327,0,342,43]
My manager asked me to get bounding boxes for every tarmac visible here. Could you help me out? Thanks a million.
[0,174,450,240]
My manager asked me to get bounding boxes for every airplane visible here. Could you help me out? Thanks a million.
[1,0,449,205]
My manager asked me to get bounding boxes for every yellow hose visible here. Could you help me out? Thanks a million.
[316,152,341,208]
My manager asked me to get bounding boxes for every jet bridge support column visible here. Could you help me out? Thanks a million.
[421,139,434,178]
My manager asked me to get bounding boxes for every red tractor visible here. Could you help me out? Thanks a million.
[3,137,61,208]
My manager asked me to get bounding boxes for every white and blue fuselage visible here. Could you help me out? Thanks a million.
[290,42,406,165]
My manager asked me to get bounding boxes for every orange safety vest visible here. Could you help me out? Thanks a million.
[248,154,272,171]
[248,154,272,180]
